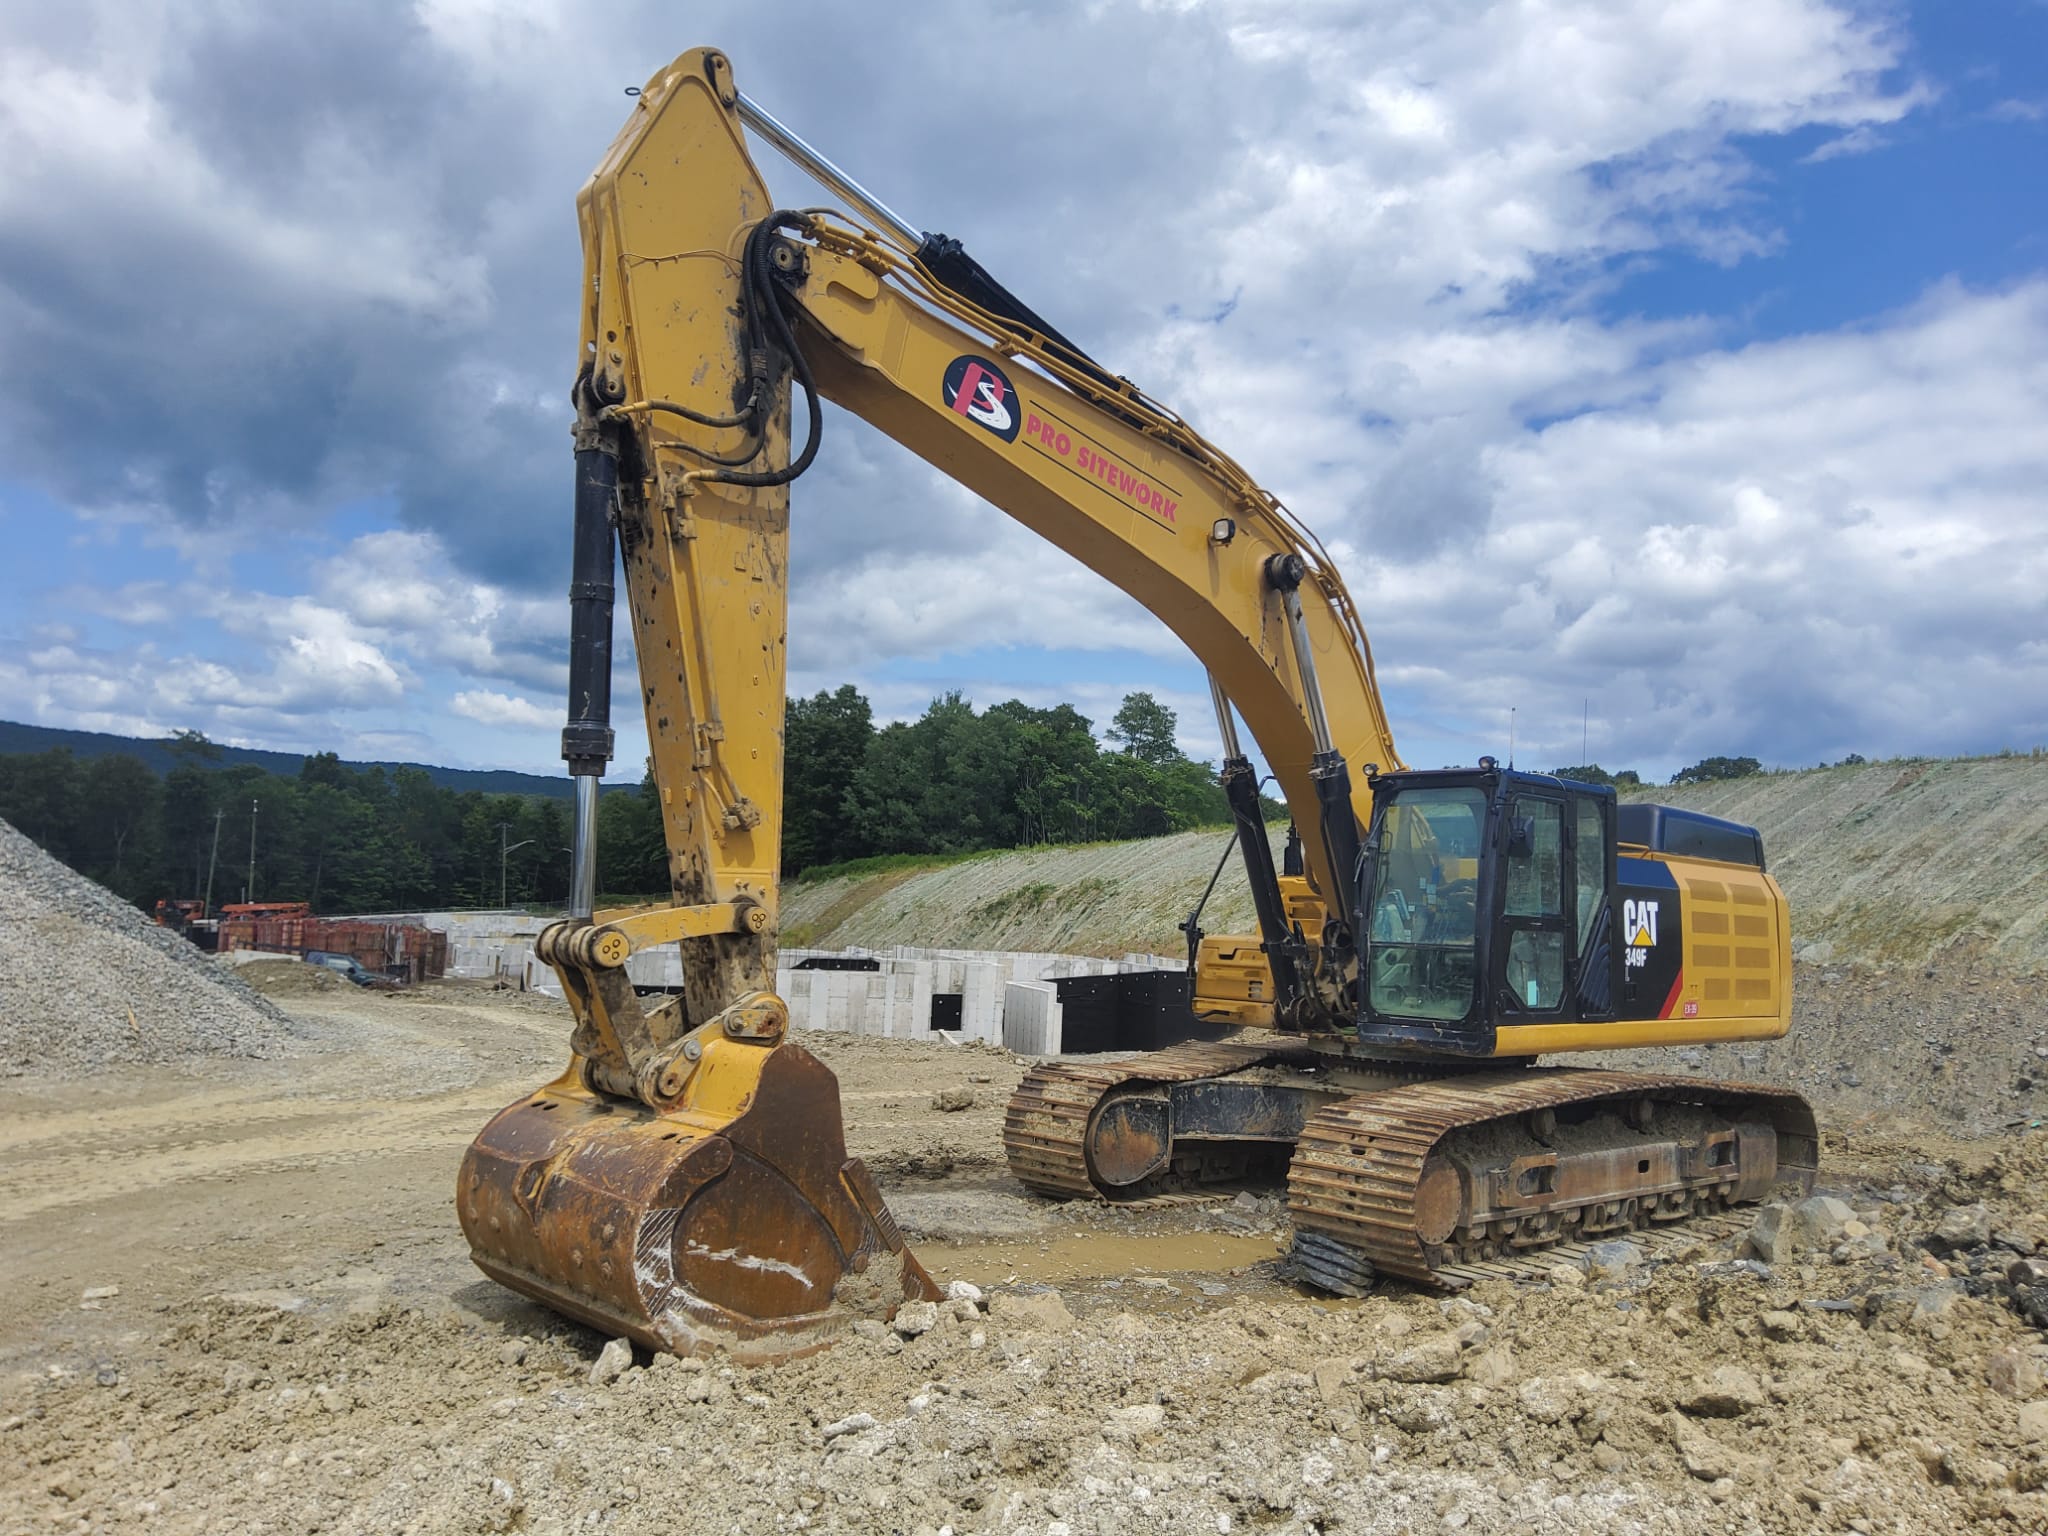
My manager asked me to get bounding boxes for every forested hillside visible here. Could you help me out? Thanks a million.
[0,687,1250,913]
[0,737,670,913]
[0,719,581,797]
[782,686,1269,870]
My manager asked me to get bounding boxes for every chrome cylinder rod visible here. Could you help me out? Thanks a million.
[569,776,600,920]
[1208,673,1244,762]
[1278,584,1335,756]
[737,91,922,248]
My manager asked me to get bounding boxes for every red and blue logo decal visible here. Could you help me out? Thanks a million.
[941,355,1020,442]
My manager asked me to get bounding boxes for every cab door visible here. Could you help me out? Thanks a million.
[1566,790,1618,1019]
[1496,790,1569,1019]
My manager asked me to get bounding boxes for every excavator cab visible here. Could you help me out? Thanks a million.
[1357,764,1620,1056]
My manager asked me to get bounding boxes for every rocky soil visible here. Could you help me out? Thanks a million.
[1591,960,2048,1139]
[1,971,2045,1534]
[0,817,300,1078]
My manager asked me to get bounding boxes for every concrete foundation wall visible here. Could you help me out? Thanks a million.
[400,909,1137,1053]
[1002,981,1063,1055]
[773,965,931,1039]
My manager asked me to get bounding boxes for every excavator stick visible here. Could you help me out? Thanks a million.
[454,50,944,1358]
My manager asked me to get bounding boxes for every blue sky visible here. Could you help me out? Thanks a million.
[1607,5,2047,339]
[2,0,2044,788]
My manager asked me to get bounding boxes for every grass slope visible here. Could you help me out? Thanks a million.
[783,755,2048,974]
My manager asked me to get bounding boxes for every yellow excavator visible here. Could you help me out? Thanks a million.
[457,47,1817,1358]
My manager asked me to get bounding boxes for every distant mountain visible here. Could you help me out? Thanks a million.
[0,720,596,800]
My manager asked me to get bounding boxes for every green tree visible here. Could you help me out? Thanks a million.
[783,684,873,872]
[81,754,162,897]
[0,681,1263,918]
[299,750,350,789]
[841,694,1003,855]
[160,762,219,899]
[530,797,571,905]
[1099,691,1228,835]
[1091,753,1174,838]
[164,728,222,764]
[1088,753,1225,840]
[1106,691,1180,766]
[0,749,85,863]
[1670,755,1762,786]
[989,700,1098,844]
[1551,764,1641,788]
[597,770,668,897]
[846,720,938,855]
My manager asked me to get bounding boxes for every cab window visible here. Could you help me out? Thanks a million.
[1505,931,1564,1009]
[1365,787,1484,1021]
[1503,798,1563,917]
[1575,797,1607,951]
[1501,796,1564,1011]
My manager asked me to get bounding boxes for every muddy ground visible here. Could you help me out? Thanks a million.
[4,971,2046,1534]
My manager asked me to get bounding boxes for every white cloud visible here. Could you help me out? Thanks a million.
[0,37,484,319]
[1800,124,1890,162]
[3,0,2038,787]
[1986,98,2048,124]
[311,529,560,689]
[451,688,555,729]
[1367,278,2048,769]
[7,526,570,760]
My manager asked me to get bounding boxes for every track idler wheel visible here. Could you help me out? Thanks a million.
[458,1039,937,1361]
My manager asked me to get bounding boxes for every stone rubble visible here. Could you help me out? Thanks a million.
[0,816,298,1077]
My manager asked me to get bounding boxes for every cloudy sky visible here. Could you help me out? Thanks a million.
[2,0,2044,786]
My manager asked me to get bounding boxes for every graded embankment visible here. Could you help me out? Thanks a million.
[784,755,2048,974]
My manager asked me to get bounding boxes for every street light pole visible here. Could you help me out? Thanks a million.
[498,822,535,909]
[246,799,259,903]
[203,807,224,914]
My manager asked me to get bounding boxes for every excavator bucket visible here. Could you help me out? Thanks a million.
[459,1032,937,1361]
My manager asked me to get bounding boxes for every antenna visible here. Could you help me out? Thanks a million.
[1509,706,1516,769]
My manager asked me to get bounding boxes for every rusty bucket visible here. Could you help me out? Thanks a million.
[459,1037,937,1361]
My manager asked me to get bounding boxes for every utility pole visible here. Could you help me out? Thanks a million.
[246,799,259,903]
[203,807,224,914]
[498,822,535,909]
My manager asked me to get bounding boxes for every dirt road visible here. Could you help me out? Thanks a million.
[4,981,2045,1534]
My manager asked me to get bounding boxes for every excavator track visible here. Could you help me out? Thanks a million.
[1285,1068,1818,1291]
[1003,1040,1302,1198]
[1005,1049,1815,1295]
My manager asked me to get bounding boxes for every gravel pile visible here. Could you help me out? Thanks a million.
[0,817,299,1077]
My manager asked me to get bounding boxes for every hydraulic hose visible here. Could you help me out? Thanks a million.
[700,215,825,489]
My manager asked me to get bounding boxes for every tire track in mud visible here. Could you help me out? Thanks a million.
[0,1086,529,1224]
[0,994,573,1225]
